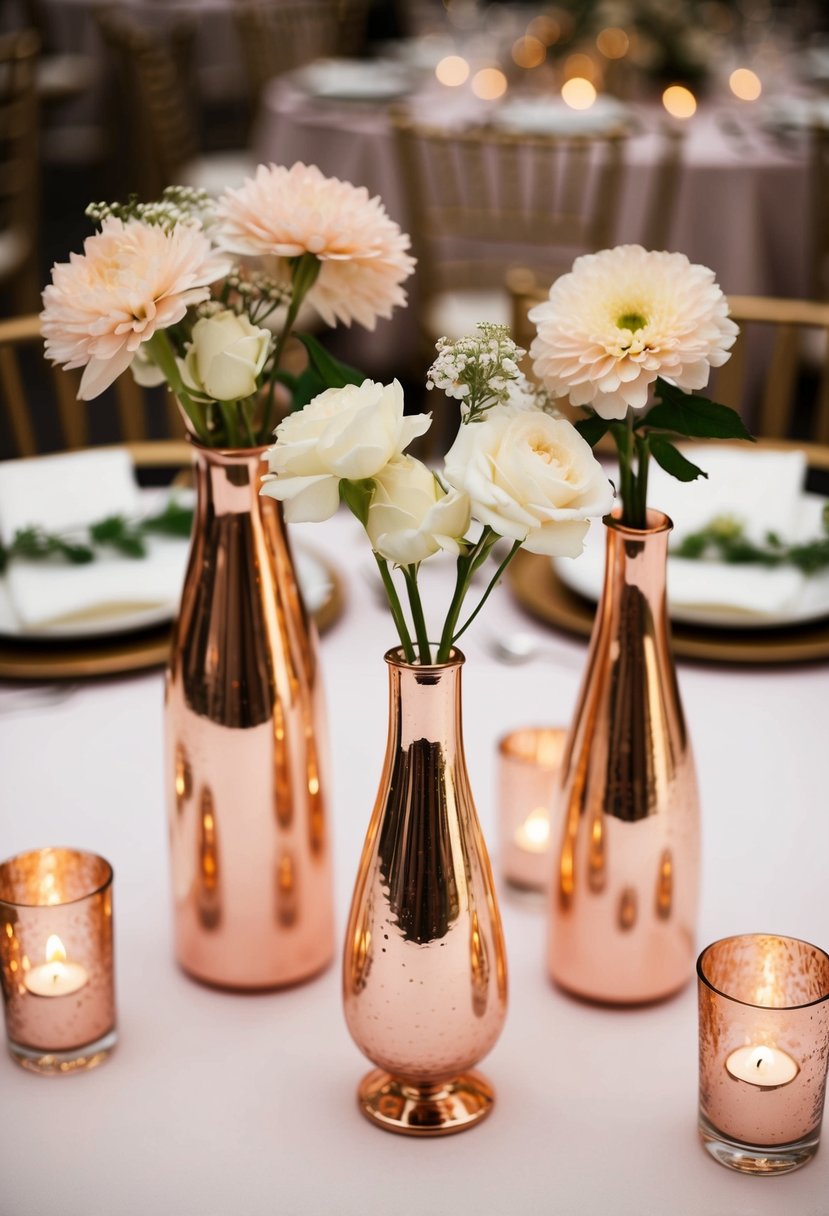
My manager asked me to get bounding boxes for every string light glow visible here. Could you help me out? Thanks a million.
[471,67,508,101]
[435,55,470,87]
[512,35,546,69]
[562,77,597,110]
[729,68,762,100]
[596,27,629,59]
[662,84,697,118]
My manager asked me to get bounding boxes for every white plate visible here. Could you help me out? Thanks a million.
[0,490,334,641]
[493,95,631,136]
[297,58,412,101]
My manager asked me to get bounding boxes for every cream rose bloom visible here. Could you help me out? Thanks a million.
[262,379,431,522]
[179,310,271,401]
[444,407,614,557]
[366,455,470,566]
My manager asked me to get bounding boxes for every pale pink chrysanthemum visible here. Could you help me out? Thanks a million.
[41,218,231,400]
[214,163,415,330]
[529,245,738,421]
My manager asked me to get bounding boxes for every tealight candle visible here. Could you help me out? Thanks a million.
[0,848,116,1074]
[23,935,88,998]
[697,934,829,1174]
[498,728,565,891]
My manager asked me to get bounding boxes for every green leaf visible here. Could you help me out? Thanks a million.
[143,500,194,538]
[339,478,375,527]
[650,436,709,482]
[290,364,330,412]
[55,539,94,564]
[296,333,364,392]
[575,414,611,447]
[645,379,755,441]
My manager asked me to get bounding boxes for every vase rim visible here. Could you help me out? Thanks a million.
[606,507,673,537]
[188,437,270,461]
[696,933,829,1010]
[384,646,465,672]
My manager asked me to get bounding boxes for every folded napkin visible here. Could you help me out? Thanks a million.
[0,448,189,634]
[557,447,828,621]
[493,96,631,136]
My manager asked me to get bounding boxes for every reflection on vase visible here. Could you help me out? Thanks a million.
[547,509,700,1004]
[165,443,334,990]
[343,649,507,1136]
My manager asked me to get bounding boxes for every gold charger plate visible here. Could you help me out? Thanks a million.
[0,555,344,681]
[508,550,829,666]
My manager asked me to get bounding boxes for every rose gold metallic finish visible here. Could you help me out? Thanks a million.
[697,934,829,1173]
[165,443,334,990]
[343,649,508,1135]
[0,848,116,1074]
[497,727,566,892]
[547,510,700,1004]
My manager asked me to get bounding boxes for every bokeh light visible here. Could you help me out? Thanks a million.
[512,35,546,69]
[729,68,762,100]
[562,77,597,110]
[435,55,470,87]
[471,67,508,101]
[527,15,561,45]
[564,52,599,84]
[596,27,629,59]
[662,84,697,118]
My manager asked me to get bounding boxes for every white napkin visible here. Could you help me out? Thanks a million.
[556,447,828,622]
[0,449,189,634]
[493,96,631,136]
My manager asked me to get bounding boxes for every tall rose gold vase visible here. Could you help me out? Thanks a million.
[343,649,508,1135]
[165,443,334,989]
[547,509,700,1004]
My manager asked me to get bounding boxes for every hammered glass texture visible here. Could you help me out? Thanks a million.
[698,935,829,1149]
[497,727,565,892]
[343,650,508,1132]
[0,849,115,1062]
[547,510,700,1003]
[165,444,334,989]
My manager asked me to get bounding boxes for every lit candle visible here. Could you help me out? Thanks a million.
[514,806,550,854]
[23,935,88,998]
[725,1044,799,1088]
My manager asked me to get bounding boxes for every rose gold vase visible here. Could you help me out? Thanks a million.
[546,509,700,1004]
[165,443,334,990]
[343,649,508,1135]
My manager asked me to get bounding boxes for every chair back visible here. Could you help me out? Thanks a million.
[0,29,40,311]
[509,284,829,443]
[95,8,198,198]
[0,315,188,460]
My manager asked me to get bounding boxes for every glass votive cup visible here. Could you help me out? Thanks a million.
[497,727,566,892]
[0,848,117,1075]
[697,933,829,1174]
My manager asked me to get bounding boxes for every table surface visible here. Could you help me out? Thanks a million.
[2,507,828,1216]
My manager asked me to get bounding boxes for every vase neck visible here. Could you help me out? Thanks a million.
[385,650,464,751]
[192,445,270,517]
[603,510,672,614]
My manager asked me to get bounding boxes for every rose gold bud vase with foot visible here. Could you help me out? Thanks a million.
[165,443,334,990]
[343,649,508,1135]
[547,509,700,1004]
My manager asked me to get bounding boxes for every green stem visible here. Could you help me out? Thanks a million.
[239,399,257,448]
[635,432,650,527]
[373,554,415,662]
[436,526,497,663]
[147,331,210,444]
[452,540,522,644]
[261,253,321,441]
[218,401,241,448]
[402,566,431,664]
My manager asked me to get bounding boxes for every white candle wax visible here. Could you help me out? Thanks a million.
[514,806,550,854]
[725,1044,799,1088]
[23,934,88,997]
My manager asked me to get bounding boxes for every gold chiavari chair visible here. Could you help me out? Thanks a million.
[0,29,40,313]
[508,281,829,443]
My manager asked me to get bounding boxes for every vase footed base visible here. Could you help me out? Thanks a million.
[699,1113,820,1175]
[357,1068,495,1136]
[7,1027,117,1076]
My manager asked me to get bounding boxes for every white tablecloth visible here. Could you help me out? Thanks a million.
[2,508,828,1216]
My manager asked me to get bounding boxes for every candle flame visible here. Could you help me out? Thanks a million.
[45,934,66,965]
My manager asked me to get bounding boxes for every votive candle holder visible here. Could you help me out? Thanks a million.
[497,727,566,892]
[0,848,117,1075]
[697,933,829,1174]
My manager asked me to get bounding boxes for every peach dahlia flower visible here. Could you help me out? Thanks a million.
[529,246,738,421]
[41,218,231,400]
[214,163,415,330]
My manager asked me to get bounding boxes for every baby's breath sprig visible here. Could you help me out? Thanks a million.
[426,323,529,423]
[86,186,214,232]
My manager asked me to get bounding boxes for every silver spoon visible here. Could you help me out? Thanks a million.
[485,631,583,670]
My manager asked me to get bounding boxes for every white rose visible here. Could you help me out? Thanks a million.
[366,455,471,566]
[129,346,167,388]
[443,406,614,557]
[180,310,271,401]
[262,379,431,522]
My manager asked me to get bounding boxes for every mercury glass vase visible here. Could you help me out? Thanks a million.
[343,648,508,1136]
[165,442,334,990]
[546,509,700,1004]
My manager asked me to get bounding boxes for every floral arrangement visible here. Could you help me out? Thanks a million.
[40,165,415,449]
[263,324,614,664]
[528,245,750,530]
